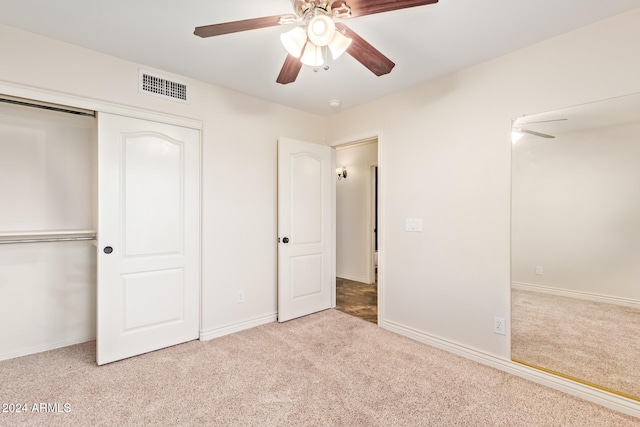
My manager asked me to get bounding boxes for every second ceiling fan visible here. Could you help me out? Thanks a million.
[194,0,439,84]
[512,118,569,140]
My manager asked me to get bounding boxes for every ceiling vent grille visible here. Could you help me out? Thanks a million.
[139,70,189,103]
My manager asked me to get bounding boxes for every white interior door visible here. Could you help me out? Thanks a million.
[97,112,200,365]
[278,137,333,322]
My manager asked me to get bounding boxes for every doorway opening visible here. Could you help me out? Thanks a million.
[335,139,378,324]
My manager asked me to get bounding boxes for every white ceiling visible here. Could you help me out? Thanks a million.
[1,0,639,116]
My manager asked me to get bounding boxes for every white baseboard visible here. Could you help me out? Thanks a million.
[199,313,277,341]
[382,319,640,419]
[0,335,95,362]
[512,282,640,309]
[337,273,370,284]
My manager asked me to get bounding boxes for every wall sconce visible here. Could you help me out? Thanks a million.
[336,166,347,180]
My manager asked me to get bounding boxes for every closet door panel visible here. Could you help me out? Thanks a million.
[123,133,183,256]
[97,113,200,365]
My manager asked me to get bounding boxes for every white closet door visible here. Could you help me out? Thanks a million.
[97,113,200,365]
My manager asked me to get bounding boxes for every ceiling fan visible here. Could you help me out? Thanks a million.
[512,118,568,140]
[194,0,439,84]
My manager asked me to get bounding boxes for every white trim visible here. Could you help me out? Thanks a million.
[369,164,377,286]
[335,138,377,151]
[331,148,337,309]
[0,336,94,362]
[0,79,202,130]
[376,135,383,326]
[328,129,382,148]
[512,282,640,309]
[199,313,277,341]
[383,319,640,419]
[337,273,370,284]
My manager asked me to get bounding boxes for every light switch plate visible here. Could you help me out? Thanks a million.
[405,218,422,232]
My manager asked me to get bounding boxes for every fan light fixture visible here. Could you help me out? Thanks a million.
[328,31,351,59]
[308,15,335,46]
[280,11,352,69]
[280,27,307,58]
[300,42,324,67]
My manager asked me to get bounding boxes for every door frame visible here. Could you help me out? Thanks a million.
[0,80,204,337]
[370,164,378,285]
[329,129,383,326]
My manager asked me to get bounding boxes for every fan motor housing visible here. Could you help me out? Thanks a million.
[293,0,351,19]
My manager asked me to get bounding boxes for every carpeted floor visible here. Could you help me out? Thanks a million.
[335,277,377,324]
[512,289,640,400]
[0,309,638,426]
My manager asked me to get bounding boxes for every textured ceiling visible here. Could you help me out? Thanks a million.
[1,0,639,115]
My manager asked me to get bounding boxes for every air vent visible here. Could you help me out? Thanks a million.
[139,70,189,103]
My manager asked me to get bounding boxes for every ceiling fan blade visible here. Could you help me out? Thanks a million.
[335,23,395,76]
[519,118,568,125]
[519,129,555,139]
[194,14,296,38]
[276,54,303,85]
[344,0,439,18]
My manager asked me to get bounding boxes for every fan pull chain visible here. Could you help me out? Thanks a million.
[313,45,331,73]
[323,45,331,70]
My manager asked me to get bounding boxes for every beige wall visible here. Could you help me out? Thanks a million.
[327,8,640,358]
[0,24,327,351]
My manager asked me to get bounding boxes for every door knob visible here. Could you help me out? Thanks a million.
[282,237,289,244]
[103,246,113,254]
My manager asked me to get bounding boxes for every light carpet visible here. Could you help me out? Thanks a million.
[0,309,638,426]
[512,288,640,399]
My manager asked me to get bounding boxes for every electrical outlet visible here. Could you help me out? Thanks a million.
[237,290,245,304]
[405,218,423,232]
[494,317,506,335]
[535,266,543,275]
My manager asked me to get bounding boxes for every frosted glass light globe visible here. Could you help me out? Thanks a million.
[307,15,335,47]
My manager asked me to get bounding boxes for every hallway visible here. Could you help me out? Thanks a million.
[335,278,377,324]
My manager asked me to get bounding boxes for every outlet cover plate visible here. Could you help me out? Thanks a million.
[494,317,506,335]
[405,218,422,232]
